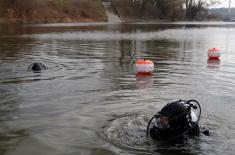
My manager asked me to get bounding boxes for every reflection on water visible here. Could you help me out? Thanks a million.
[0,129,26,154]
[136,74,153,89]
[0,22,235,155]
[207,59,221,69]
[0,86,27,154]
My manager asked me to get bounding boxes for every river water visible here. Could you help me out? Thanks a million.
[0,22,235,155]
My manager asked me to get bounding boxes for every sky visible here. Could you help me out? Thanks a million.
[214,0,235,8]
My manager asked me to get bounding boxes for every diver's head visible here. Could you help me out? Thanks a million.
[28,62,47,72]
[159,101,189,129]
[147,100,201,140]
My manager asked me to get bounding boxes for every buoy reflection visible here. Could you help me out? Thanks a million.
[136,74,153,89]
[207,59,220,69]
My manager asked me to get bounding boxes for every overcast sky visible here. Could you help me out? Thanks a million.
[214,0,235,8]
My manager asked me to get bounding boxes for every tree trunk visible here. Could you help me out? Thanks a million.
[139,0,147,18]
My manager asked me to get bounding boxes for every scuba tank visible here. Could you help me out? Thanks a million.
[146,100,202,140]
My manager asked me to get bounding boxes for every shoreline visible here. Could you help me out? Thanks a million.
[0,0,221,25]
[0,20,226,25]
[0,18,107,24]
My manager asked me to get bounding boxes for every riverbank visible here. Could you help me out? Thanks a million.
[0,0,220,24]
[0,0,107,24]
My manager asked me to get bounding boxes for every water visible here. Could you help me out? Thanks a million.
[0,22,235,155]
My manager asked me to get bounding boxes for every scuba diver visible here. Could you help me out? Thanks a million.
[28,62,48,72]
[146,99,209,141]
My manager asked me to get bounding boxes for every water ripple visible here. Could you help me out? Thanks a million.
[18,28,235,41]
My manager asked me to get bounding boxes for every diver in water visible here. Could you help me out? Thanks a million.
[28,62,48,72]
[146,100,209,141]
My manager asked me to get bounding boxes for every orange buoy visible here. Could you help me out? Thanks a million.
[135,59,154,75]
[208,48,221,60]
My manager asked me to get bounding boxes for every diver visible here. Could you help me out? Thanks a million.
[28,62,48,72]
[146,99,209,141]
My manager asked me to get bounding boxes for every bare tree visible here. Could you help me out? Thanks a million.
[184,0,219,20]
[137,0,218,20]
[139,0,148,16]
[154,0,182,19]
[137,0,183,20]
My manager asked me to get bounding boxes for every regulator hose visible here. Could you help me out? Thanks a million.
[146,114,161,138]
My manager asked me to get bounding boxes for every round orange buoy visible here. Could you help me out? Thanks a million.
[135,59,154,75]
[208,48,221,60]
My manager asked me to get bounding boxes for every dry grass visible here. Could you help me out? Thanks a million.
[0,0,107,24]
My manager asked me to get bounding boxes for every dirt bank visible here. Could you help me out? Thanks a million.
[0,0,107,24]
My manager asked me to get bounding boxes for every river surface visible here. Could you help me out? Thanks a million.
[0,22,235,155]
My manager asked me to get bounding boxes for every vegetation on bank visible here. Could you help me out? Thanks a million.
[111,0,220,22]
[0,0,221,24]
[0,0,107,24]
